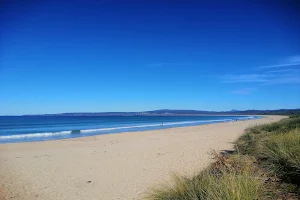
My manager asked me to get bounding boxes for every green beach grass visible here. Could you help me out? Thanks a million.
[145,115,300,200]
[146,154,265,200]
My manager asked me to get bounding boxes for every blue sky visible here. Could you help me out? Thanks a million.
[1,0,300,115]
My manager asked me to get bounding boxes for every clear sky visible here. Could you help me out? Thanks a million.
[1,0,300,115]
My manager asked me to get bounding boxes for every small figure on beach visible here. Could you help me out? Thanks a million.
[161,122,164,126]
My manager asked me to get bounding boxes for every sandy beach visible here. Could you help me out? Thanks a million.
[0,115,285,200]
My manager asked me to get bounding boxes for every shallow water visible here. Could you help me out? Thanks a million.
[0,115,260,143]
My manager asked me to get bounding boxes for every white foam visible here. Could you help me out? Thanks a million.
[80,119,228,133]
[0,131,70,140]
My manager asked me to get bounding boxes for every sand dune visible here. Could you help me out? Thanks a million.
[0,115,285,200]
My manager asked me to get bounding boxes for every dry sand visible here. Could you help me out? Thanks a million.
[0,115,285,200]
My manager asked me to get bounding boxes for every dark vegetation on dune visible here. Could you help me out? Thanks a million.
[146,115,300,200]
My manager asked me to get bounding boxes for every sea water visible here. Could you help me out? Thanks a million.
[0,115,260,143]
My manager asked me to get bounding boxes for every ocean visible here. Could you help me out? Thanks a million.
[0,115,260,143]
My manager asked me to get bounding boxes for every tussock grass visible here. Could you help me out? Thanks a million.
[147,171,263,200]
[236,115,300,197]
[264,128,300,183]
[146,153,264,200]
[236,116,300,156]
[262,117,300,134]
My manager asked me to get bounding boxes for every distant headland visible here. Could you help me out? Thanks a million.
[22,108,300,116]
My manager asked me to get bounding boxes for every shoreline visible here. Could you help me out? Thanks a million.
[0,115,260,144]
[0,115,285,200]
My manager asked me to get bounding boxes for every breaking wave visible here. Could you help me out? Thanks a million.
[0,116,256,141]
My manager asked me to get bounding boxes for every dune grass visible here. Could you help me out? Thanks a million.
[146,115,300,200]
[147,171,263,200]
[237,115,300,197]
[263,128,300,183]
[146,153,265,200]
[236,116,300,183]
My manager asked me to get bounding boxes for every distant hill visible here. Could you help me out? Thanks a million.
[23,108,300,116]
